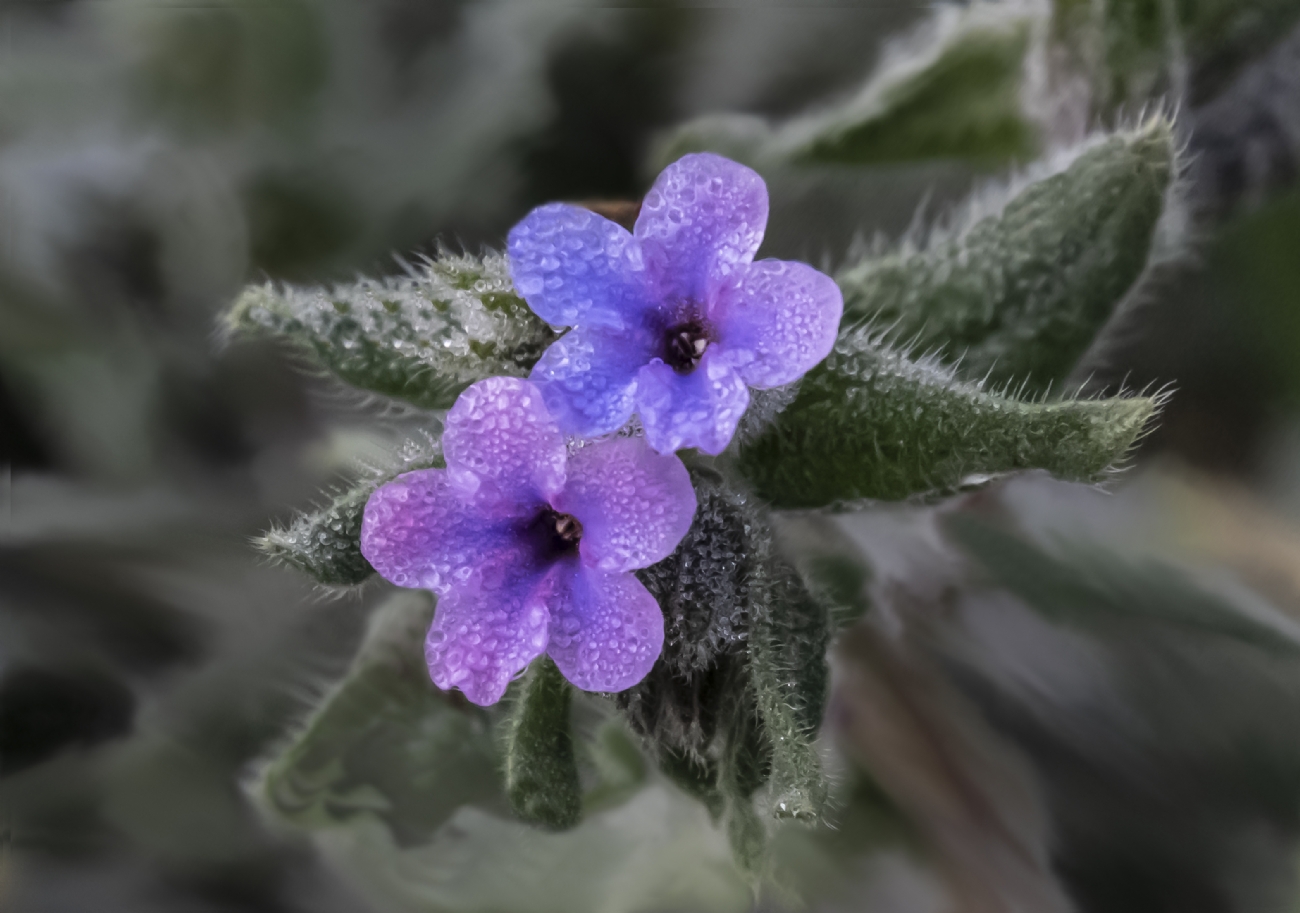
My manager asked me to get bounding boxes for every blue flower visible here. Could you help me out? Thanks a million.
[508,153,844,455]
[360,377,697,706]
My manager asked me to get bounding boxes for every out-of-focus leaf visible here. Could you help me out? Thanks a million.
[226,251,556,410]
[736,327,1158,510]
[945,512,1300,653]
[125,0,329,134]
[257,591,503,845]
[1052,0,1300,110]
[655,3,1040,171]
[505,657,582,831]
[838,118,1176,394]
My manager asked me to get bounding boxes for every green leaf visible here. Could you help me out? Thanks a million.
[257,591,504,845]
[653,3,1040,171]
[837,117,1176,395]
[504,657,583,831]
[256,433,443,586]
[736,327,1159,510]
[226,251,556,410]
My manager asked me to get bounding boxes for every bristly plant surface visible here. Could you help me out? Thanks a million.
[231,112,1178,877]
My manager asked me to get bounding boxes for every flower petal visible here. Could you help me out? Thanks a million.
[508,203,654,330]
[425,567,550,706]
[443,377,567,503]
[543,562,664,694]
[635,351,751,456]
[361,468,533,595]
[634,153,768,305]
[553,436,696,573]
[713,259,844,388]
[530,324,656,438]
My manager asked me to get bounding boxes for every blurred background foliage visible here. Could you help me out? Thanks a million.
[9,1,1300,911]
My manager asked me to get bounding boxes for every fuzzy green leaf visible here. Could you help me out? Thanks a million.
[504,657,583,831]
[226,251,556,409]
[257,433,443,586]
[736,327,1158,510]
[257,592,503,844]
[838,118,1176,395]
[654,4,1039,171]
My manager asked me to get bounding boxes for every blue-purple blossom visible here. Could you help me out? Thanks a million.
[507,152,844,455]
[360,376,697,706]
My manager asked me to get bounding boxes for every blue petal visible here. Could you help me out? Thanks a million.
[635,350,751,456]
[635,153,768,306]
[554,436,696,573]
[712,259,843,388]
[530,324,657,438]
[508,203,655,330]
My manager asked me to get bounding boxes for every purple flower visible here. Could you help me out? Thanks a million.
[507,152,843,455]
[360,376,697,706]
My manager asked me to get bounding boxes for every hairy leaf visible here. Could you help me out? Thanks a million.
[736,328,1158,510]
[838,118,1176,394]
[504,657,583,831]
[226,251,556,409]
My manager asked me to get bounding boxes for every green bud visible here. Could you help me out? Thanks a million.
[736,327,1159,510]
[256,433,443,586]
[225,251,556,410]
[838,118,1176,395]
[746,557,831,822]
[504,657,583,831]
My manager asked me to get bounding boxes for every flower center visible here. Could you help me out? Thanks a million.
[663,321,710,373]
[532,507,583,560]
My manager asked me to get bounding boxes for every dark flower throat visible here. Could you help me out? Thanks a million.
[664,321,710,373]
[532,507,583,560]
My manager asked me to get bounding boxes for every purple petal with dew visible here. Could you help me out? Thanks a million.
[361,468,536,596]
[543,561,664,694]
[634,153,768,305]
[530,324,657,439]
[712,259,844,388]
[425,566,551,706]
[443,377,567,504]
[508,203,654,331]
[636,351,750,456]
[554,436,696,574]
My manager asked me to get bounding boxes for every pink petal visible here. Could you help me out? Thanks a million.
[442,377,567,504]
[543,562,664,694]
[425,567,551,706]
